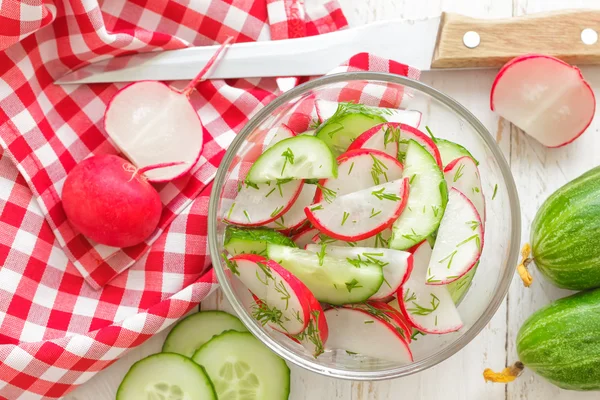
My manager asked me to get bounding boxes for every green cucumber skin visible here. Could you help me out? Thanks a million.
[531,166,600,290]
[516,288,600,391]
[224,226,297,256]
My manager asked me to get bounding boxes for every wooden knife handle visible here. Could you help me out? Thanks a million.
[432,10,600,68]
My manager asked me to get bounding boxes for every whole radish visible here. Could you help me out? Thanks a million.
[62,154,163,248]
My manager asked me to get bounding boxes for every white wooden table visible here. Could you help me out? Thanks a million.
[67,0,600,399]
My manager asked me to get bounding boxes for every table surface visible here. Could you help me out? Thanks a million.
[67,0,600,399]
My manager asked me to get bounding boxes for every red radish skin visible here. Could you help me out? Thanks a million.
[490,54,596,148]
[306,178,409,242]
[62,154,162,248]
[444,156,486,227]
[231,254,317,335]
[346,123,400,158]
[289,295,329,357]
[266,184,316,232]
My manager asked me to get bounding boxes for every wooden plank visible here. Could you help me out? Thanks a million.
[505,1,600,399]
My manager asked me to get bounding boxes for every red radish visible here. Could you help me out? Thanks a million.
[230,254,318,335]
[290,296,329,357]
[304,244,413,300]
[223,165,303,226]
[346,123,401,158]
[103,39,232,182]
[426,188,483,285]
[396,124,443,168]
[314,149,403,203]
[490,54,596,147]
[229,273,258,313]
[444,156,485,225]
[266,184,316,232]
[315,99,421,127]
[312,228,393,248]
[292,228,319,248]
[399,241,463,334]
[62,154,168,248]
[324,307,413,363]
[264,124,296,147]
[306,178,409,241]
[350,301,413,343]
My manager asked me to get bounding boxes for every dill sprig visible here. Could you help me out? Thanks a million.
[371,187,401,201]
[316,183,337,203]
[407,293,440,316]
[280,147,295,174]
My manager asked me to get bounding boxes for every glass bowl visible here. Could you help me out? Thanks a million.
[208,72,520,380]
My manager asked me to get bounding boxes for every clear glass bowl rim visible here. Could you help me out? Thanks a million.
[208,71,521,381]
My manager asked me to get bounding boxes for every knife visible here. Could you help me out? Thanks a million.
[56,10,600,85]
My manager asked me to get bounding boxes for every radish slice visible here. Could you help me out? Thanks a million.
[292,228,319,248]
[314,149,404,203]
[223,171,303,226]
[490,54,596,148]
[399,241,463,334]
[267,184,317,232]
[444,156,485,225]
[346,123,400,158]
[426,188,483,285]
[350,301,413,343]
[306,178,409,241]
[324,308,413,363]
[305,245,412,300]
[396,124,443,168]
[312,228,393,248]
[230,254,317,335]
[316,99,421,127]
[291,297,329,357]
[265,124,296,147]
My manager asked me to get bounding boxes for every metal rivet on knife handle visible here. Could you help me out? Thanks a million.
[462,31,480,49]
[581,28,598,45]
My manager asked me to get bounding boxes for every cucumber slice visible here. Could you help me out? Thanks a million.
[192,331,290,400]
[246,136,337,183]
[117,353,217,400]
[267,243,383,305]
[224,226,296,256]
[162,311,247,357]
[448,261,478,304]
[390,140,447,250]
[435,138,479,167]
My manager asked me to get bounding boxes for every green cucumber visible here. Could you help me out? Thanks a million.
[517,288,600,391]
[224,226,296,256]
[162,311,247,357]
[117,353,217,400]
[531,166,600,290]
[435,138,479,166]
[389,140,447,250]
[246,135,337,183]
[447,262,478,304]
[192,331,290,400]
[267,243,383,305]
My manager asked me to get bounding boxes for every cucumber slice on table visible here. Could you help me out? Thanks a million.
[246,135,337,183]
[267,243,383,305]
[117,353,217,400]
[224,226,296,256]
[390,140,447,250]
[435,138,479,167]
[162,311,247,358]
[193,331,290,400]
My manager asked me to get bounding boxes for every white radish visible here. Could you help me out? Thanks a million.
[316,99,421,127]
[267,184,316,232]
[265,124,296,147]
[292,228,320,248]
[349,301,413,343]
[306,178,409,241]
[426,188,483,285]
[223,168,303,226]
[399,241,463,334]
[314,149,403,202]
[291,296,329,357]
[230,254,317,335]
[444,156,485,225]
[324,308,413,363]
[490,54,596,148]
[103,40,231,182]
[305,245,412,300]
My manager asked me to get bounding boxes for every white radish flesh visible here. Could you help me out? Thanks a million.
[306,178,409,241]
[293,228,320,248]
[265,124,296,147]
[324,308,413,364]
[305,245,412,300]
[350,301,413,343]
[291,297,329,357]
[399,241,463,334]
[267,184,316,231]
[444,156,485,225]
[490,54,596,148]
[230,254,314,335]
[315,149,403,202]
[426,188,483,285]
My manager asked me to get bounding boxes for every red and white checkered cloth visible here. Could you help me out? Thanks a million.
[0,0,420,398]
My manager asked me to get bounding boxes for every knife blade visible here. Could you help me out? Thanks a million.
[56,10,600,85]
